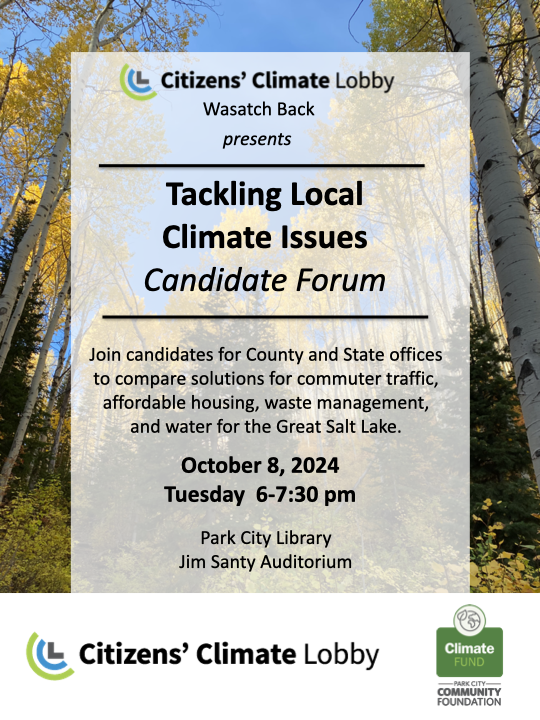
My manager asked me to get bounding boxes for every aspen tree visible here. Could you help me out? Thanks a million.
[441,0,540,483]
[0,252,70,496]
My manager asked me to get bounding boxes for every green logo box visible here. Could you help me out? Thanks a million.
[436,628,503,677]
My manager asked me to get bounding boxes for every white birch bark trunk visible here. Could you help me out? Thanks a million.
[31,309,70,482]
[0,100,70,342]
[48,375,70,474]
[504,101,540,191]
[0,253,71,499]
[516,0,540,81]
[0,168,29,239]
[442,0,540,484]
[470,255,483,322]
[44,306,70,424]
[0,184,67,373]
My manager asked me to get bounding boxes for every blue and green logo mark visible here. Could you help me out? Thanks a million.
[27,632,74,680]
[436,605,503,677]
[120,64,157,101]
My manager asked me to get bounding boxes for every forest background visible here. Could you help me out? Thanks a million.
[0,0,538,593]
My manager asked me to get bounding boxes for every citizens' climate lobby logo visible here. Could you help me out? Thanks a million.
[437,605,503,677]
[27,632,74,680]
[120,64,157,101]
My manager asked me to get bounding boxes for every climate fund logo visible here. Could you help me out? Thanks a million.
[27,632,74,680]
[120,64,157,101]
[436,605,503,677]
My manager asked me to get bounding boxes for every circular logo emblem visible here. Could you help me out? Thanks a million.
[453,605,486,637]
[120,65,157,101]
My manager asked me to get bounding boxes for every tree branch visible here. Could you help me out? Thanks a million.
[98,1,153,47]
[89,0,115,53]
[0,32,20,115]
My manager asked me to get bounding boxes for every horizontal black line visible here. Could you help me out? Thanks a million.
[98,163,425,169]
[103,314,428,320]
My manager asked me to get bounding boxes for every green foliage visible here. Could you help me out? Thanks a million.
[0,480,70,592]
[470,319,540,554]
[471,504,540,592]
[365,0,444,52]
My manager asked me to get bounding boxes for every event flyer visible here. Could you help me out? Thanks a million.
[2,2,540,718]
[71,52,470,593]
